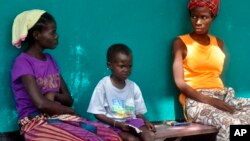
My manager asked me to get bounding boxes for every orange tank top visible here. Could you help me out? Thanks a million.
[178,34,225,119]
[181,34,225,89]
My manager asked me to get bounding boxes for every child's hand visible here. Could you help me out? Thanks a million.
[145,121,156,132]
[117,122,130,132]
[45,92,56,101]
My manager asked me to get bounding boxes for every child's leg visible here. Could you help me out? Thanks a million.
[119,131,140,141]
[139,125,155,141]
[125,118,155,141]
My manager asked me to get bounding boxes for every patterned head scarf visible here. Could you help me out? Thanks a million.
[12,9,46,48]
[188,0,220,16]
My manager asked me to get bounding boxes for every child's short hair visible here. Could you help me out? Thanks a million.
[25,12,55,43]
[107,43,132,62]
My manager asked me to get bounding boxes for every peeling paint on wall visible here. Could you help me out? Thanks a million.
[68,45,90,105]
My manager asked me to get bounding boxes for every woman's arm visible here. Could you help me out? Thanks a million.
[216,37,224,51]
[54,76,73,106]
[21,74,76,115]
[172,37,235,113]
[45,76,73,106]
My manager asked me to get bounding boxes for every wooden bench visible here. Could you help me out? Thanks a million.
[0,123,217,141]
[154,123,218,141]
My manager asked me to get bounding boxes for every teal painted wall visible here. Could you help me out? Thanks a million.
[1,0,250,132]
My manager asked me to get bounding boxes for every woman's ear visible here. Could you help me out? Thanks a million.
[33,31,40,40]
[210,12,216,21]
[212,16,216,21]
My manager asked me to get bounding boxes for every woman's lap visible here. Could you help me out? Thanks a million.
[186,87,250,127]
[21,114,121,141]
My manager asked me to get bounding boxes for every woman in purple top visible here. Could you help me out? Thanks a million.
[11,9,121,141]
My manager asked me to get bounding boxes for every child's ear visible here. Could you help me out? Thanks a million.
[107,62,112,69]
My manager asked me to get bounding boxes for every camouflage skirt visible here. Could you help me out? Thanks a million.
[186,87,250,141]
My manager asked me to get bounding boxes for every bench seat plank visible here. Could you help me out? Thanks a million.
[155,123,218,140]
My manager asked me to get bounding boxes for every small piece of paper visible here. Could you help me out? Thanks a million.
[128,124,142,134]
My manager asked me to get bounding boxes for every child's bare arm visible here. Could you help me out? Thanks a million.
[95,114,130,131]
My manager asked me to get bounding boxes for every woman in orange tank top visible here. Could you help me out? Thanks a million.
[173,1,250,141]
